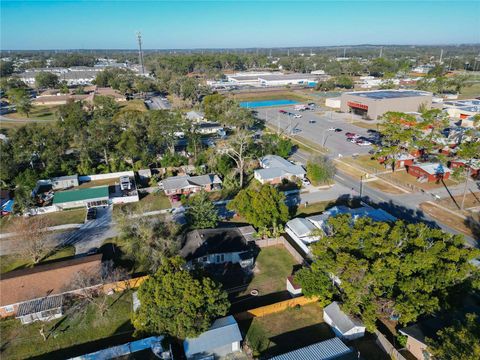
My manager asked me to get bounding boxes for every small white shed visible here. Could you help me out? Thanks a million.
[323,302,366,341]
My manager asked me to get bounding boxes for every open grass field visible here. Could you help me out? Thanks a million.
[458,83,480,99]
[0,208,86,234]
[0,245,75,274]
[4,105,58,121]
[241,303,333,357]
[0,291,134,360]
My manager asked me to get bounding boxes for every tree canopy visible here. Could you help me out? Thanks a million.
[306,156,335,185]
[299,215,479,330]
[227,183,289,230]
[186,191,219,229]
[132,256,230,339]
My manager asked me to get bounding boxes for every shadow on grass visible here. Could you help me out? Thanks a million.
[29,320,135,360]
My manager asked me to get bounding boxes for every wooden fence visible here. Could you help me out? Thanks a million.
[235,295,319,320]
[374,330,408,360]
[254,236,306,264]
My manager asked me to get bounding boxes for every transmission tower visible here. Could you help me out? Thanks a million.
[136,32,145,75]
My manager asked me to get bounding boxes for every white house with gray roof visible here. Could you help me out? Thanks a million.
[161,174,222,197]
[254,155,306,184]
[323,302,366,341]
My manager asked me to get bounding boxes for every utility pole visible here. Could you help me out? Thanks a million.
[460,164,470,210]
[439,49,444,64]
[136,32,145,75]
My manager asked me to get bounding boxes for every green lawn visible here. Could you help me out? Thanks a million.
[241,303,333,357]
[5,105,58,121]
[0,246,76,274]
[244,246,299,296]
[295,201,330,217]
[0,208,86,233]
[114,192,171,216]
[458,83,480,99]
[232,90,308,102]
[0,291,134,360]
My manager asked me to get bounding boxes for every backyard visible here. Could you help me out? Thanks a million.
[241,303,333,357]
[113,192,171,216]
[4,105,58,121]
[0,291,134,360]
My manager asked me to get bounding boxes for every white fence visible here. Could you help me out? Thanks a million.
[111,195,140,205]
[285,227,312,256]
[79,171,135,182]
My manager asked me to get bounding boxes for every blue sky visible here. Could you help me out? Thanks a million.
[1,1,479,50]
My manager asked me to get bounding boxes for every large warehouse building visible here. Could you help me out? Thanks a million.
[340,90,433,120]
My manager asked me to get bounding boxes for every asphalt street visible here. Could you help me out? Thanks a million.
[146,96,172,110]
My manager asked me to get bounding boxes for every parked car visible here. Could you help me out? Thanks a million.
[302,178,311,186]
[308,102,316,107]
[334,128,342,132]
[356,139,372,146]
[328,127,336,131]
[293,114,302,118]
[345,132,356,138]
[309,120,316,124]
[86,208,97,220]
[279,109,287,114]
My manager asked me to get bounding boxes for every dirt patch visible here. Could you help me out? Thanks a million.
[368,180,407,195]
[436,192,480,212]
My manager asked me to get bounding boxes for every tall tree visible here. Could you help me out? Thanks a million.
[306,156,335,185]
[227,183,289,230]
[132,256,230,339]
[427,313,480,360]
[7,88,32,117]
[34,71,59,89]
[186,191,219,229]
[220,130,253,188]
[302,215,479,330]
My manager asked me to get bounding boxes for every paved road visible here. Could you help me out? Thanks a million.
[255,107,374,157]
[146,96,172,110]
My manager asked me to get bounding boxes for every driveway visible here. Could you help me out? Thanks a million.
[146,96,172,110]
[61,206,117,255]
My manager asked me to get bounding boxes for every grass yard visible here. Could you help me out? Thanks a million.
[342,155,387,173]
[334,159,369,178]
[114,192,171,216]
[367,179,407,195]
[243,246,299,297]
[436,191,480,212]
[241,303,333,358]
[118,99,148,112]
[419,202,477,239]
[4,105,58,121]
[0,291,134,360]
[458,83,480,99]
[295,201,330,217]
[77,178,118,188]
[0,208,86,233]
[351,121,380,130]
[0,245,75,274]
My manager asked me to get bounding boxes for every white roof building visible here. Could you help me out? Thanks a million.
[324,302,366,341]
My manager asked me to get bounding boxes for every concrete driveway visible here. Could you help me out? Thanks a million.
[61,206,117,255]
[255,107,376,157]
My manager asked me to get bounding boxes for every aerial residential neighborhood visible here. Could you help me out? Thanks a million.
[0,1,479,360]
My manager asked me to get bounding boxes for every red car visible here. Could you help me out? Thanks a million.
[345,132,356,138]
[279,110,287,114]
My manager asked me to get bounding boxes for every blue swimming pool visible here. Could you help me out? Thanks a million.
[240,99,298,108]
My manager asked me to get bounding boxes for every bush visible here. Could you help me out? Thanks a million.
[306,156,335,185]
[246,322,270,356]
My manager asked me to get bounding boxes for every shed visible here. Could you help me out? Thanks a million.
[183,315,242,359]
[323,302,366,341]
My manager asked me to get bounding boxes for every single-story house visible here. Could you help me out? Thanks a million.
[186,110,205,122]
[180,226,256,268]
[378,154,416,169]
[183,315,243,359]
[269,337,356,360]
[399,306,480,360]
[195,122,223,135]
[53,185,110,209]
[323,302,366,341]
[254,155,306,184]
[161,174,222,197]
[406,163,451,182]
[0,254,102,323]
[448,159,480,178]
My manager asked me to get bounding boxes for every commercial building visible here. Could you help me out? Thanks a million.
[340,90,433,120]
[258,73,322,87]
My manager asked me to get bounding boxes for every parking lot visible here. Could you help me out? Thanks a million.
[255,106,377,157]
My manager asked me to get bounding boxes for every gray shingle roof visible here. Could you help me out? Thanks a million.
[268,337,355,360]
[183,316,242,357]
[162,174,222,191]
[256,155,306,180]
[324,302,364,334]
[286,217,317,238]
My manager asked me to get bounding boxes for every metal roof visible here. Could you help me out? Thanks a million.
[259,73,319,81]
[324,205,397,223]
[17,294,63,317]
[162,174,222,192]
[324,302,365,334]
[268,337,355,360]
[346,90,431,100]
[286,217,317,238]
[53,186,109,204]
[183,316,242,357]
